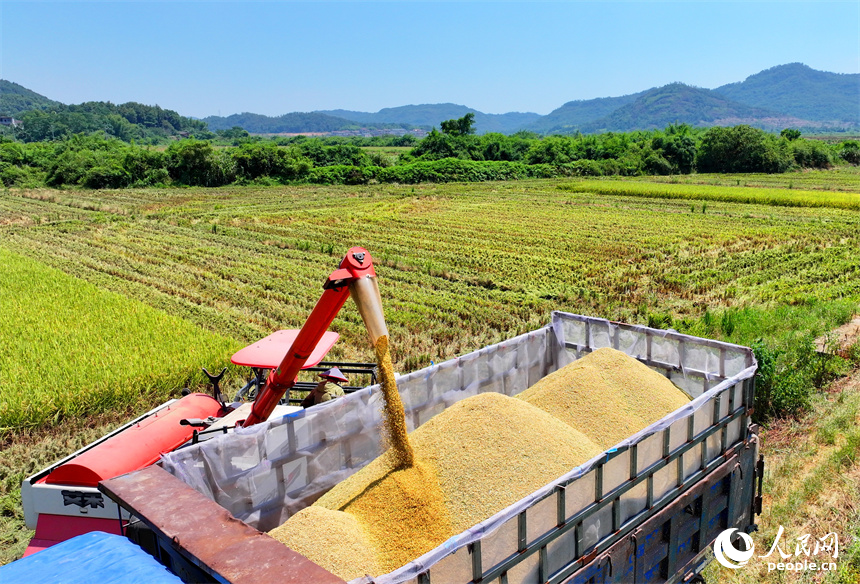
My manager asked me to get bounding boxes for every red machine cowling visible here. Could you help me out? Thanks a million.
[45,393,224,487]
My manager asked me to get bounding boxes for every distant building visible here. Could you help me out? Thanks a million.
[0,116,22,127]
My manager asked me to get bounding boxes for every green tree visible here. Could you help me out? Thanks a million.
[165,140,235,186]
[440,113,476,137]
[838,141,860,165]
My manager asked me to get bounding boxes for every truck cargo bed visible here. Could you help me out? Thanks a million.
[104,312,760,583]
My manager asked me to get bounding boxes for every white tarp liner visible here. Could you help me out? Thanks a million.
[160,312,756,584]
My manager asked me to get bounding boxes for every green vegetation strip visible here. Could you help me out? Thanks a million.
[0,247,238,434]
[560,179,860,210]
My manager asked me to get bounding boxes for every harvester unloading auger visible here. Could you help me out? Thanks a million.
[241,245,414,465]
[243,246,388,426]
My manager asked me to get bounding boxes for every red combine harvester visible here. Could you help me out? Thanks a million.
[20,246,388,555]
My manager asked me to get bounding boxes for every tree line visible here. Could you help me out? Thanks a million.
[6,101,209,144]
[1,114,858,189]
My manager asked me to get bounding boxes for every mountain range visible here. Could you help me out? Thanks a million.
[207,64,860,134]
[3,64,858,136]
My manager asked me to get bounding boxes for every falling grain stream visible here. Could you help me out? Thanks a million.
[374,335,415,469]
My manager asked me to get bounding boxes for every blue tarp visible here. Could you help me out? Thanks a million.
[0,532,182,584]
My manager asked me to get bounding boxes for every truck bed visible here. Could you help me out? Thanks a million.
[103,312,760,583]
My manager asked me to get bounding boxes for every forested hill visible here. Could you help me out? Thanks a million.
[0,80,62,115]
[318,104,541,134]
[524,92,646,134]
[11,101,207,142]
[714,63,860,124]
[203,111,373,134]
[577,83,791,133]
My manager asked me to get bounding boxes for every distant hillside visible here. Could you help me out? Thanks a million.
[318,104,540,134]
[203,111,371,133]
[577,83,809,133]
[524,92,645,134]
[0,80,62,115]
[715,63,860,125]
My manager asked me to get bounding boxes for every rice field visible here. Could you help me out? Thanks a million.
[2,172,860,574]
[644,166,860,192]
[561,177,860,209]
[2,177,859,381]
[1,175,859,433]
[0,247,238,434]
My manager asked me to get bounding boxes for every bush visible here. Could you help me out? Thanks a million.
[165,140,235,187]
[0,163,44,187]
[123,148,166,185]
[644,153,674,175]
[697,125,793,173]
[83,164,129,189]
[839,141,860,165]
[750,333,848,423]
[232,142,312,182]
[308,165,375,185]
[791,139,832,169]
[374,159,549,184]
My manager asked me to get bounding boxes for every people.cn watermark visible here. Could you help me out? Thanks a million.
[714,526,839,573]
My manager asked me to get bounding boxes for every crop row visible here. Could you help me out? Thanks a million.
[4,181,859,351]
[2,177,858,416]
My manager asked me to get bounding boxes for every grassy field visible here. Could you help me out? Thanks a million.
[704,373,860,583]
[642,167,860,192]
[2,172,860,576]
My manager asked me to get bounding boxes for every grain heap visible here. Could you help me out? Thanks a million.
[268,507,380,580]
[518,347,691,449]
[271,393,603,578]
[270,345,690,580]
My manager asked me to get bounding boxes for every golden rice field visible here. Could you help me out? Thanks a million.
[0,247,238,433]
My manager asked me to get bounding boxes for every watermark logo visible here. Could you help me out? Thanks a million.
[714,526,839,573]
[714,528,755,569]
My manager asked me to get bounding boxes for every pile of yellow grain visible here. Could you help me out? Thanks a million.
[271,393,603,578]
[518,347,691,449]
[269,345,690,580]
[268,506,381,579]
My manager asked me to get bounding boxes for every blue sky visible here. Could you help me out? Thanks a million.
[2,1,858,118]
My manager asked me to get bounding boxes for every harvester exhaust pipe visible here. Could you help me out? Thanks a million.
[241,247,388,427]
